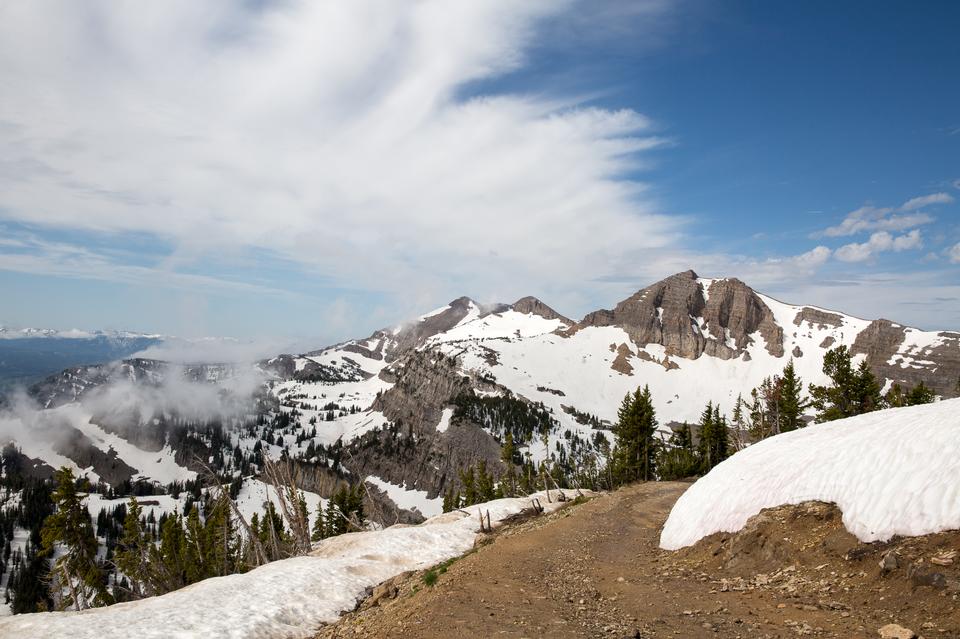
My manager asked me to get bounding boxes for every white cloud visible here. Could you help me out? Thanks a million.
[819,205,933,238]
[835,230,922,263]
[948,242,960,264]
[0,0,678,307]
[900,192,954,211]
[953,179,960,190]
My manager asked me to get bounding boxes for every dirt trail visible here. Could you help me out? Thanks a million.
[316,482,960,638]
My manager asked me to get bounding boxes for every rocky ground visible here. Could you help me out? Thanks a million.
[315,482,960,639]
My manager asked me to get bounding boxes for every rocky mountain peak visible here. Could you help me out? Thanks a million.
[578,270,784,360]
[511,296,572,325]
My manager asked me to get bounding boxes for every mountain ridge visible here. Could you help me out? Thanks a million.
[5,269,959,528]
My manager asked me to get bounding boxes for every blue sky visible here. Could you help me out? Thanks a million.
[0,0,958,346]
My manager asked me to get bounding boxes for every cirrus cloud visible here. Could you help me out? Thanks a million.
[0,0,679,307]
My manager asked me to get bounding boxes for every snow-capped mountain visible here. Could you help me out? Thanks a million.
[0,327,164,340]
[5,270,959,521]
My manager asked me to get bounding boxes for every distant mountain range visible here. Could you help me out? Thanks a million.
[0,329,165,391]
[9,270,959,521]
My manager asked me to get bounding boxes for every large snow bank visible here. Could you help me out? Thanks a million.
[0,491,582,638]
[660,399,960,550]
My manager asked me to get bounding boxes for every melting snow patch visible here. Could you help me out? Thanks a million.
[436,407,454,433]
[0,492,581,639]
[660,399,960,550]
[366,476,442,518]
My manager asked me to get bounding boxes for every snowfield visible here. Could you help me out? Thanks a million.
[660,399,960,550]
[0,491,583,639]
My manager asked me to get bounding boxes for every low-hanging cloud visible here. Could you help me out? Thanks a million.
[0,362,266,470]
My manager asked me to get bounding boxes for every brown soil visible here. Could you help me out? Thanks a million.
[315,482,960,639]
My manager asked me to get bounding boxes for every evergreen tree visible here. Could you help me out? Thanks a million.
[475,460,496,503]
[114,497,149,599]
[611,385,658,484]
[851,359,883,415]
[657,422,699,481]
[809,346,883,422]
[40,468,112,610]
[809,346,856,421]
[311,502,327,542]
[779,359,809,431]
[697,402,729,472]
[458,467,477,506]
[906,380,935,405]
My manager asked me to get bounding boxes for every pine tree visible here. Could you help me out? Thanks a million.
[441,488,456,514]
[458,467,477,506]
[311,502,327,542]
[658,421,699,481]
[906,380,935,405]
[611,385,658,484]
[114,497,149,599]
[697,401,714,470]
[697,402,729,472]
[40,468,113,610]
[748,387,768,440]
[852,359,883,415]
[809,346,883,422]
[779,359,808,431]
[475,460,496,503]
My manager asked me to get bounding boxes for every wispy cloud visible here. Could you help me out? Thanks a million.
[949,242,960,264]
[0,229,295,298]
[0,0,677,309]
[815,192,951,238]
[900,192,954,211]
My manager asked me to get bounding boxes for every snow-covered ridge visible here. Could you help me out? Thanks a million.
[0,327,164,340]
[659,399,960,550]
[0,491,583,639]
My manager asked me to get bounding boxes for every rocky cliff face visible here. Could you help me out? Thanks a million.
[512,296,572,325]
[851,320,960,398]
[362,349,505,498]
[580,270,783,360]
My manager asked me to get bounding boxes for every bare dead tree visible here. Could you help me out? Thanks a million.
[262,456,312,555]
[342,447,393,527]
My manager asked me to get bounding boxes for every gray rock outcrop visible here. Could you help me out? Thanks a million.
[579,270,783,360]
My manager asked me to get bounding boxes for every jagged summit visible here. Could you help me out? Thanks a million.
[578,270,783,360]
[511,296,572,325]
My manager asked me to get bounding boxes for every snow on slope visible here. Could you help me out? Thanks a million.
[365,475,442,518]
[429,309,566,343]
[0,491,581,639]
[659,399,960,550]
[432,293,885,434]
[235,478,326,531]
[366,475,443,517]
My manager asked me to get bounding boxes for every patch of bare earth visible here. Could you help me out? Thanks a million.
[314,482,960,639]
